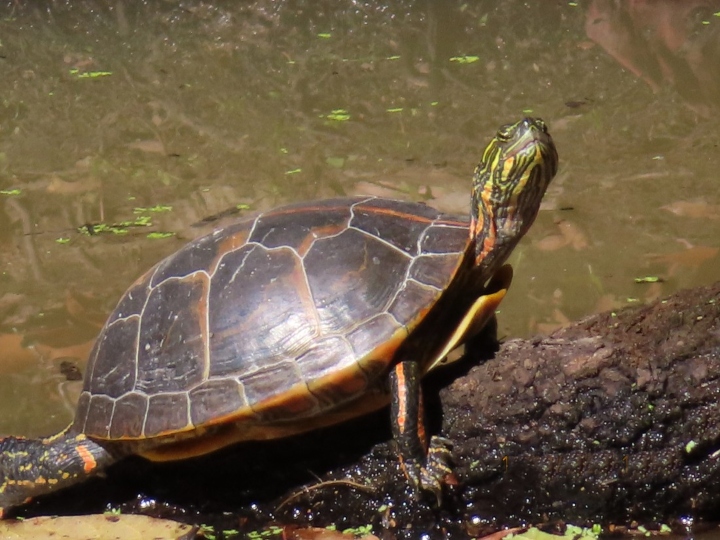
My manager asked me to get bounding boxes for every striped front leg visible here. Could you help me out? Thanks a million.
[389,360,452,504]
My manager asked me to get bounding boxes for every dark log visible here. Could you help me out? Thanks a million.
[440,280,720,530]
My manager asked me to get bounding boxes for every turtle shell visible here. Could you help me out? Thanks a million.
[72,196,483,457]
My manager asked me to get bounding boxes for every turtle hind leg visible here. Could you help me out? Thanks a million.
[0,429,115,517]
[389,360,453,504]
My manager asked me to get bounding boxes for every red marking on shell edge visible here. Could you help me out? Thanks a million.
[294,223,348,257]
[268,199,441,228]
[317,367,368,398]
[209,228,251,275]
[252,387,317,417]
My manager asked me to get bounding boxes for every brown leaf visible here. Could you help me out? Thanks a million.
[648,245,719,276]
[126,139,167,154]
[46,175,100,194]
[661,201,720,220]
[535,219,588,252]
[557,219,589,250]
[535,234,569,252]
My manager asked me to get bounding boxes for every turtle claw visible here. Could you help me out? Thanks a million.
[399,436,454,506]
[420,436,454,505]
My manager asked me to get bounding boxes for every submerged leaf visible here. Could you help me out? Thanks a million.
[634,276,662,284]
[450,55,480,64]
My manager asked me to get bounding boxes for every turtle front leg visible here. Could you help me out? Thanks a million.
[389,360,453,504]
[0,430,115,517]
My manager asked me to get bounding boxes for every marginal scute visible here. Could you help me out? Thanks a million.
[144,393,190,437]
[240,358,304,408]
[346,313,404,360]
[72,391,91,433]
[306,363,372,408]
[251,382,322,422]
[189,378,248,427]
[110,393,148,439]
[294,335,356,381]
[83,395,115,438]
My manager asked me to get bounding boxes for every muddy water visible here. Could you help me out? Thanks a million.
[0,0,718,469]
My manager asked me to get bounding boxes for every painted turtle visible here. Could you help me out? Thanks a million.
[0,117,557,515]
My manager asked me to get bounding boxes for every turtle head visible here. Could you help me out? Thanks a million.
[470,117,558,277]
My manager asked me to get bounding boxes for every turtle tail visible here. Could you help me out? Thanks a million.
[0,430,115,517]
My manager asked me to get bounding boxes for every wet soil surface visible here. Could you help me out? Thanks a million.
[445,280,720,531]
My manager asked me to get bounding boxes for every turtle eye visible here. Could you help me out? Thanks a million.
[496,123,514,143]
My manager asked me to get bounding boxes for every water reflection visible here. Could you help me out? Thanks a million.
[587,0,720,116]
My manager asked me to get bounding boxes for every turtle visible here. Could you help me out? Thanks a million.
[0,117,557,516]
